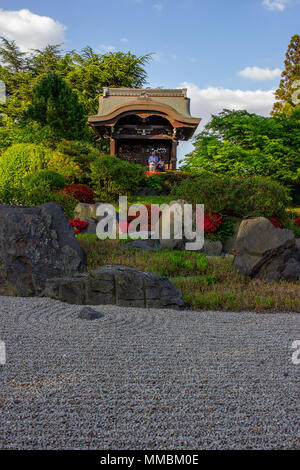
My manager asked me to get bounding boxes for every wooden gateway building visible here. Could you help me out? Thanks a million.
[88,87,201,169]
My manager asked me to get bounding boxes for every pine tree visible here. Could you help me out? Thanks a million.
[25,73,87,141]
[272,34,300,115]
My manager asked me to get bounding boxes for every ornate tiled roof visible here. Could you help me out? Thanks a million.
[93,87,196,120]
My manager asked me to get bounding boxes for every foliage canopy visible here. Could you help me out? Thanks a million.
[272,34,300,115]
[182,109,300,184]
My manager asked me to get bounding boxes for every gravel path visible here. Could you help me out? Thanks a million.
[0,296,299,450]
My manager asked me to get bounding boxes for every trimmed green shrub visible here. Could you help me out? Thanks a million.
[163,170,195,192]
[172,174,291,219]
[90,155,146,200]
[0,143,53,188]
[145,173,167,191]
[290,183,300,205]
[0,143,84,188]
[0,118,57,155]
[0,185,23,205]
[55,140,101,183]
[144,171,194,194]
[23,170,66,192]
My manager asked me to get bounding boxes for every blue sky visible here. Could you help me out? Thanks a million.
[0,0,299,159]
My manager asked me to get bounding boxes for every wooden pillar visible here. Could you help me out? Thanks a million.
[110,137,116,156]
[170,141,177,170]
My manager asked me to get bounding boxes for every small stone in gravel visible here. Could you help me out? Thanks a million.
[78,307,104,320]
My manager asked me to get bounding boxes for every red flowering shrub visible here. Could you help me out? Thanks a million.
[123,206,224,235]
[125,204,162,232]
[62,184,95,204]
[203,212,222,234]
[294,217,300,226]
[195,210,222,234]
[268,216,282,228]
[69,217,88,234]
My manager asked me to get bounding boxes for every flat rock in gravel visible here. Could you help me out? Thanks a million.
[44,265,185,310]
[78,307,104,320]
[0,203,85,296]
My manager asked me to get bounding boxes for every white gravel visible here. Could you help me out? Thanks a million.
[0,296,299,450]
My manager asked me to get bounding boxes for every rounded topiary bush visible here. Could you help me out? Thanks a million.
[55,140,101,183]
[0,142,85,189]
[90,155,146,200]
[23,170,66,192]
[0,143,53,188]
[172,174,291,219]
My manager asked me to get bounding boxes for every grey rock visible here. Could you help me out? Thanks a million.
[76,203,120,236]
[74,202,103,221]
[0,203,85,296]
[82,217,98,235]
[74,202,119,223]
[44,265,185,310]
[281,259,300,281]
[78,307,104,320]
[233,217,300,281]
[199,239,223,256]
[159,200,187,250]
[122,239,162,251]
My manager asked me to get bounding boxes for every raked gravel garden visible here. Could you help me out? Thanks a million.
[0,296,299,450]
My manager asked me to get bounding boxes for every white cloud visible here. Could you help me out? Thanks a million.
[262,0,289,11]
[238,66,281,80]
[99,44,116,53]
[0,8,66,52]
[177,82,275,162]
[183,81,275,128]
[154,3,163,11]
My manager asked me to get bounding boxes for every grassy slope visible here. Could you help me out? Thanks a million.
[77,235,300,313]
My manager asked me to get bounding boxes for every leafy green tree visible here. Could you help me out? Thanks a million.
[182,109,300,183]
[25,73,87,141]
[26,44,63,76]
[65,48,152,115]
[0,39,151,120]
[0,37,25,72]
[0,38,32,120]
[273,34,300,115]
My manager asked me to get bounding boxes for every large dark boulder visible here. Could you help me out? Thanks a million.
[233,217,300,281]
[0,203,85,296]
[44,265,185,310]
